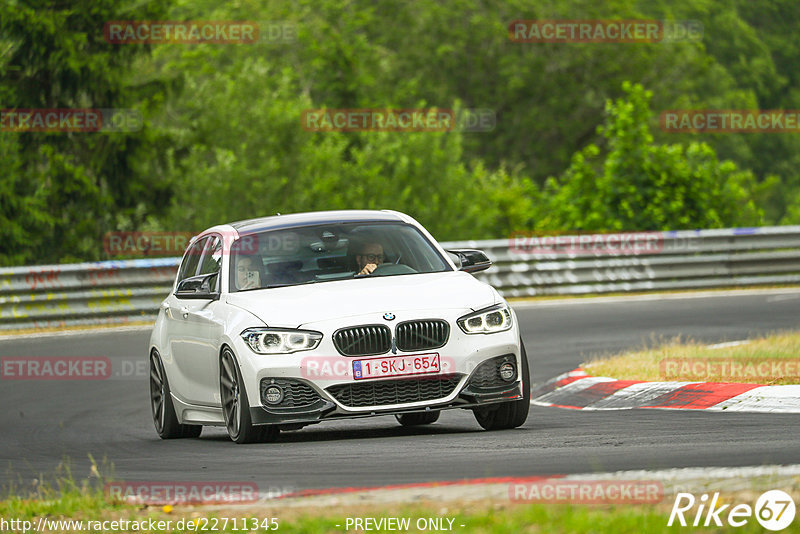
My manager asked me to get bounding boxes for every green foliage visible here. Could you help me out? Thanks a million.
[540,83,762,230]
[0,0,172,264]
[150,42,537,240]
[2,0,799,264]
[0,134,46,265]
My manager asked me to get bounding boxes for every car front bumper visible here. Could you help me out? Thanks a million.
[249,379,523,425]
[236,308,525,425]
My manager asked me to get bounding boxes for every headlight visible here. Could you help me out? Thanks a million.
[241,328,322,354]
[457,304,513,334]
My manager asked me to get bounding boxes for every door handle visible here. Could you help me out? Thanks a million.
[181,306,189,319]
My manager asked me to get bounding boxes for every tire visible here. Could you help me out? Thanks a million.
[150,350,202,439]
[219,347,279,444]
[473,340,530,430]
[396,411,440,426]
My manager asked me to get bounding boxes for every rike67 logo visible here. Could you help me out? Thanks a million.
[668,490,796,531]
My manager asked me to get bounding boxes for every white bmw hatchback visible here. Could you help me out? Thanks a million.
[149,210,529,443]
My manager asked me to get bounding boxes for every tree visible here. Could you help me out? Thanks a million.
[0,0,173,264]
[148,41,537,241]
[539,82,762,231]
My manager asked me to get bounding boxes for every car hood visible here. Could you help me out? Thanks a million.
[225,271,497,328]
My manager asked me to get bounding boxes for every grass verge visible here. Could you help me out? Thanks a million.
[584,331,800,384]
[0,490,782,534]
[2,461,796,533]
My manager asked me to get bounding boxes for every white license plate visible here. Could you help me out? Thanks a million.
[352,353,440,380]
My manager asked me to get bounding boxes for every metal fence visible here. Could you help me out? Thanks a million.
[3,226,800,331]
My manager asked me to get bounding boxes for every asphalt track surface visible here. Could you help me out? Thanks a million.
[2,290,800,492]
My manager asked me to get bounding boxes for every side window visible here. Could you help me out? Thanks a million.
[176,237,207,284]
[198,236,223,291]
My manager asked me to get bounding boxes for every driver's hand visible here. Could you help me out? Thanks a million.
[357,263,378,276]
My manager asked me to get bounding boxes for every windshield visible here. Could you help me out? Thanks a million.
[228,222,451,292]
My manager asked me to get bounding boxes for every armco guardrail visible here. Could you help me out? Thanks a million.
[2,226,800,330]
[0,258,180,331]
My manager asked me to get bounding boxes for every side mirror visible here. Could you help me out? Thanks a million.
[447,249,492,273]
[175,272,220,300]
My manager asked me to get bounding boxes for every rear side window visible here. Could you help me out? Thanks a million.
[176,237,207,284]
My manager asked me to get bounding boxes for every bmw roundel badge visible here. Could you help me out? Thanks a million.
[383,312,395,321]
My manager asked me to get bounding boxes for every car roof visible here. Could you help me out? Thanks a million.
[228,210,408,235]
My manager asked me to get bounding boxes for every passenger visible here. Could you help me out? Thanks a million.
[235,256,261,289]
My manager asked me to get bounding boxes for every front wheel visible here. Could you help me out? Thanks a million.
[473,341,530,430]
[150,350,202,439]
[220,348,279,444]
[396,411,440,426]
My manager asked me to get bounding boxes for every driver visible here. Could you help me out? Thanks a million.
[355,242,385,276]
